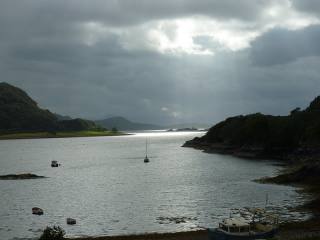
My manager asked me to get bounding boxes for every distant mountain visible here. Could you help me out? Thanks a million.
[96,117,210,131]
[95,117,163,130]
[0,82,102,132]
[54,113,72,121]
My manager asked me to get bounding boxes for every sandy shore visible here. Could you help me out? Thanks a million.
[66,230,208,240]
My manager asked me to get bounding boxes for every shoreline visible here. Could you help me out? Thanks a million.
[182,140,290,160]
[0,131,128,140]
[64,221,320,240]
[183,140,320,239]
[65,230,208,240]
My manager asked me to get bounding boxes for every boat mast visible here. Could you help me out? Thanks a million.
[145,139,148,157]
[265,193,269,209]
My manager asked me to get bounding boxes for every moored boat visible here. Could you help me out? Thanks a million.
[32,207,44,215]
[66,218,76,225]
[51,160,59,167]
[208,208,279,240]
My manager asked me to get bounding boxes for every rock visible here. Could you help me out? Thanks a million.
[0,173,46,180]
[156,216,197,224]
[66,218,76,225]
[32,207,44,215]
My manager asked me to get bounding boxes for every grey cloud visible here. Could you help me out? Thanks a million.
[250,25,320,66]
[0,33,185,122]
[291,0,320,17]
[3,36,320,125]
[1,0,320,125]
[0,0,275,29]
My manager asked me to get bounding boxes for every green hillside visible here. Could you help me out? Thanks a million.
[184,96,320,158]
[0,82,58,132]
[0,82,104,134]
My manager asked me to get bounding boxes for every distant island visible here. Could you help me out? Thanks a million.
[0,173,46,180]
[167,127,206,132]
[95,116,210,131]
[0,82,123,139]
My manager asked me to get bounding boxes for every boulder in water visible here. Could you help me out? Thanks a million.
[0,173,45,180]
[32,207,44,215]
[66,218,76,225]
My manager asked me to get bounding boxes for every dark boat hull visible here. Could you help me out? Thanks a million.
[208,228,277,240]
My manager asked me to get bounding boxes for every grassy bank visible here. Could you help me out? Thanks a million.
[0,130,125,140]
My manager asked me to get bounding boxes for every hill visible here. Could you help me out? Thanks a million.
[0,82,59,132]
[95,116,162,130]
[183,96,320,216]
[184,96,320,159]
[0,82,103,133]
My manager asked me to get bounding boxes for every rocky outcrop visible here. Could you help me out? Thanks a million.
[183,95,320,161]
[0,173,46,180]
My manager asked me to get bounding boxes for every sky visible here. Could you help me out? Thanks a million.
[1,0,320,125]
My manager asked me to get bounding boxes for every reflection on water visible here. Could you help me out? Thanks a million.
[0,131,309,240]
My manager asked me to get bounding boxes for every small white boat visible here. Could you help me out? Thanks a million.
[51,160,59,167]
[66,218,76,225]
[32,207,44,215]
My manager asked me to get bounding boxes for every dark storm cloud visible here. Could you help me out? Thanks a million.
[3,35,320,125]
[250,25,320,66]
[0,0,274,29]
[1,0,320,125]
[0,32,186,122]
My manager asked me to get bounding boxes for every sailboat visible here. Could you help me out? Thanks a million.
[144,139,149,163]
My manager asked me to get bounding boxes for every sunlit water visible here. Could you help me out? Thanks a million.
[0,131,309,240]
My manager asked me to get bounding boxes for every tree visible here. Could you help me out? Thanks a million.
[290,107,301,115]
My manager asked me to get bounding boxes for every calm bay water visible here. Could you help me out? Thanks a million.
[0,131,308,239]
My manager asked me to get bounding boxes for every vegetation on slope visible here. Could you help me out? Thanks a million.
[0,82,59,132]
[0,82,107,136]
[184,96,320,158]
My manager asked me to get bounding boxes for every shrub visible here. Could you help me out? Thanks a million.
[39,226,65,240]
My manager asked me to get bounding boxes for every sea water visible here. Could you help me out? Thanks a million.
[0,131,309,239]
